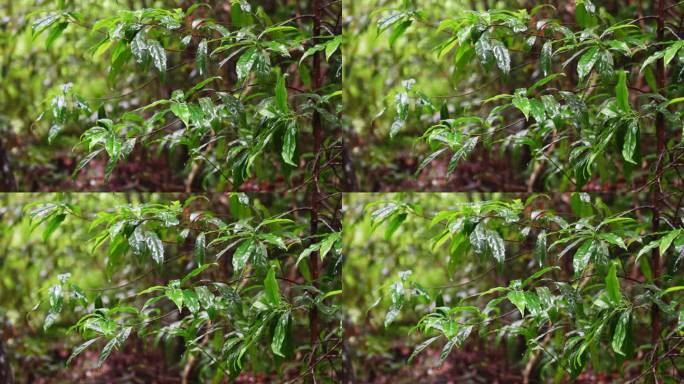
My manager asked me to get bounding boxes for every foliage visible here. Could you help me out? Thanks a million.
[345,192,684,382]
[1,0,342,191]
[0,193,342,382]
[345,0,684,191]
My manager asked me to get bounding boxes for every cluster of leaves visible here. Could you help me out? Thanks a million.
[27,194,342,380]
[363,193,683,381]
[30,0,342,189]
[357,0,684,190]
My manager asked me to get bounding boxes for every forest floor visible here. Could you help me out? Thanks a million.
[348,332,643,384]
[14,146,291,192]
[12,339,307,383]
[355,346,643,384]
[356,145,634,192]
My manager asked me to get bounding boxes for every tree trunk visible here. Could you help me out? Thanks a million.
[0,331,14,384]
[650,0,666,348]
[0,141,17,191]
[308,0,323,368]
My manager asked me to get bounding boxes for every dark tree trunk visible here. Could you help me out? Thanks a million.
[0,332,14,384]
[0,141,17,191]
[651,0,666,348]
[308,0,323,369]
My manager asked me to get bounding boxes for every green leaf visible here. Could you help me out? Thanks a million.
[599,233,627,250]
[147,40,167,73]
[72,148,104,177]
[667,97,684,106]
[378,11,404,32]
[67,337,101,365]
[371,203,398,228]
[137,285,165,296]
[416,148,448,175]
[47,283,63,313]
[639,255,653,281]
[259,233,286,250]
[45,22,68,49]
[570,192,593,217]
[264,267,281,305]
[171,102,191,127]
[522,266,559,287]
[275,72,289,113]
[664,41,683,67]
[98,327,131,367]
[181,263,215,284]
[98,337,118,367]
[605,263,621,303]
[271,311,289,357]
[44,309,59,331]
[540,41,553,76]
[408,336,440,363]
[615,70,631,112]
[640,51,665,73]
[319,232,341,261]
[660,229,681,256]
[29,203,58,227]
[447,137,478,178]
[507,290,526,316]
[165,283,184,312]
[512,88,531,120]
[298,44,326,67]
[194,232,206,265]
[384,212,407,240]
[322,289,342,299]
[389,20,412,48]
[43,213,66,242]
[530,99,545,123]
[636,240,659,263]
[439,337,459,365]
[32,13,61,36]
[196,38,208,77]
[236,47,257,82]
[183,289,200,313]
[385,292,403,327]
[662,286,684,296]
[233,239,254,273]
[295,243,320,267]
[390,92,409,138]
[469,222,505,263]
[474,35,493,64]
[130,32,147,63]
[258,218,294,227]
[491,39,510,74]
[606,40,631,56]
[573,239,592,275]
[105,134,121,161]
[48,124,62,144]
[237,0,251,12]
[325,35,342,60]
[612,310,630,356]
[577,46,599,80]
[145,231,164,264]
[488,229,505,264]
[281,122,297,166]
[186,76,222,99]
[528,73,564,93]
